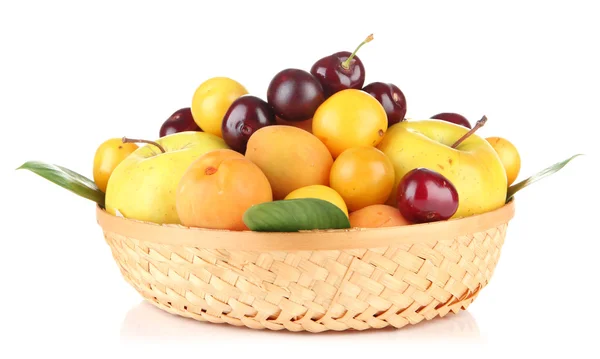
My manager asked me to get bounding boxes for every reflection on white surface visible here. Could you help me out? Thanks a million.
[120,300,481,341]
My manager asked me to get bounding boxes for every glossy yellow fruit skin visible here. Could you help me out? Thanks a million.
[191,77,248,138]
[93,138,138,192]
[284,185,348,217]
[377,120,507,218]
[312,89,388,158]
[330,146,395,212]
[105,131,229,224]
[486,136,521,186]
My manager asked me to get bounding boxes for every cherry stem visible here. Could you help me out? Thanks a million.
[122,137,166,153]
[451,116,488,149]
[341,33,374,70]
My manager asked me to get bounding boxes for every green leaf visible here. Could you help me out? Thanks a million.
[506,154,583,202]
[17,161,105,207]
[243,198,351,232]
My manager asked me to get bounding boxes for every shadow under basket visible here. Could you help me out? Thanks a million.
[96,200,515,333]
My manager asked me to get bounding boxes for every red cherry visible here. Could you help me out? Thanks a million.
[430,112,472,129]
[396,168,459,223]
[310,34,373,98]
[267,68,324,122]
[159,107,202,137]
[310,51,365,98]
[363,82,407,126]
[221,95,277,154]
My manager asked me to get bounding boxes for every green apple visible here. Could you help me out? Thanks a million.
[377,119,507,218]
[105,131,229,224]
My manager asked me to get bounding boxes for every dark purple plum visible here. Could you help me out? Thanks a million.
[159,107,202,137]
[362,82,407,126]
[310,34,373,98]
[431,112,472,129]
[221,95,277,154]
[396,168,459,223]
[267,68,324,122]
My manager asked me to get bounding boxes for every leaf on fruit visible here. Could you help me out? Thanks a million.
[506,154,583,202]
[17,161,105,207]
[243,198,351,232]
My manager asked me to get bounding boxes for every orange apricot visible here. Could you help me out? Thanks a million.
[245,125,333,200]
[176,149,272,230]
[349,204,412,228]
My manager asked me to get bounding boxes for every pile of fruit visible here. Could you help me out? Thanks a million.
[19,35,579,232]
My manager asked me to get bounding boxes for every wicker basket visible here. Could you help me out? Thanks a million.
[96,200,515,333]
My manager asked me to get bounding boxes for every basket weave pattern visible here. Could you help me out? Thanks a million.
[102,221,508,332]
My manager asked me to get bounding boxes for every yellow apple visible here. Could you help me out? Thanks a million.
[377,120,507,218]
[105,131,229,224]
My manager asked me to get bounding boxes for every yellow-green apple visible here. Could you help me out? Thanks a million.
[105,131,229,224]
[377,119,507,218]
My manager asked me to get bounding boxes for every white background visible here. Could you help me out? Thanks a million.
[1,0,599,357]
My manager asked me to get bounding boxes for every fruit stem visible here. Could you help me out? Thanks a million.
[122,137,166,153]
[451,116,488,149]
[341,33,374,70]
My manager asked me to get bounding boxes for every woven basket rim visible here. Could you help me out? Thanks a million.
[96,199,515,251]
